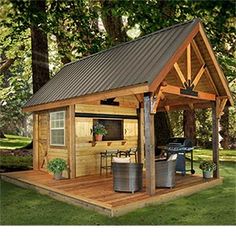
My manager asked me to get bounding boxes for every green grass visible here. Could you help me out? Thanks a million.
[194,149,236,161]
[0,134,31,149]
[1,160,235,225]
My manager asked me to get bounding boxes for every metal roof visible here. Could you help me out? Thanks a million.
[24,19,200,108]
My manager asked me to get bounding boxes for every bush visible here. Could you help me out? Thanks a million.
[0,155,32,171]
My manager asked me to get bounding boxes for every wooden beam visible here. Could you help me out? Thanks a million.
[161,84,216,101]
[68,105,76,178]
[174,62,186,86]
[134,94,144,103]
[191,64,206,88]
[199,24,233,106]
[23,84,149,113]
[212,101,219,178]
[144,93,156,196]
[164,105,170,112]
[192,39,219,95]
[157,102,212,112]
[137,106,145,164]
[216,97,228,119]
[187,44,191,81]
[149,21,200,91]
[151,89,163,114]
[188,103,194,110]
[33,113,39,170]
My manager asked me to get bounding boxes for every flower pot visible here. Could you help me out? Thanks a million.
[203,170,212,179]
[95,134,103,141]
[54,172,62,180]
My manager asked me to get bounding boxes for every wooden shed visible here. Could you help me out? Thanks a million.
[19,19,233,203]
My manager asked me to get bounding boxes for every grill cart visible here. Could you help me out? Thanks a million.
[165,137,195,175]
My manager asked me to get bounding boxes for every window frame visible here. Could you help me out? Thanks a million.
[50,110,66,146]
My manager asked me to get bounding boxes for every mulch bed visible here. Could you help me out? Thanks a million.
[0,148,32,157]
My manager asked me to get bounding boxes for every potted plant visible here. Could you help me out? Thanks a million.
[199,161,217,179]
[47,158,67,180]
[93,122,108,141]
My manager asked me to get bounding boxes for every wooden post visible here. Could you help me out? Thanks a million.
[33,113,39,170]
[212,101,219,178]
[137,106,144,163]
[144,93,156,196]
[68,105,76,178]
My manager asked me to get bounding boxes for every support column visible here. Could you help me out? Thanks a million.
[212,101,219,178]
[68,104,76,178]
[137,106,144,164]
[33,113,39,170]
[144,93,156,196]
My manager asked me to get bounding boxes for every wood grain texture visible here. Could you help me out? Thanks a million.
[1,170,223,217]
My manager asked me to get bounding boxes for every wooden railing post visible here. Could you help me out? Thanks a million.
[212,101,219,178]
[144,93,156,196]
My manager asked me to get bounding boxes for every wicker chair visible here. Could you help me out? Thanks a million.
[112,161,143,193]
[155,154,177,188]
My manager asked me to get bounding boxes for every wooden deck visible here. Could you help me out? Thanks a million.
[1,170,222,217]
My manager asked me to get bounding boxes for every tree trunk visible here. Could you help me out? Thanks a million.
[30,0,49,93]
[0,130,6,138]
[220,106,229,149]
[183,109,196,145]
[154,112,173,154]
[99,0,127,45]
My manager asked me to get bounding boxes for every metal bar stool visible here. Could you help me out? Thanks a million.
[127,148,138,163]
[100,150,119,175]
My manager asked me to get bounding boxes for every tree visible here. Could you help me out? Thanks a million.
[30,0,50,93]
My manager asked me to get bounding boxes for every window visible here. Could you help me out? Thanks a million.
[94,119,124,141]
[50,111,65,146]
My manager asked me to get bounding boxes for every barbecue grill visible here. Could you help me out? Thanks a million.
[165,137,195,175]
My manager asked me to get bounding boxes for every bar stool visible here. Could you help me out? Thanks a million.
[100,150,119,175]
[127,148,138,163]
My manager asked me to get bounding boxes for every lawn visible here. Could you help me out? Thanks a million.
[0,134,31,149]
[0,135,235,225]
[1,161,235,225]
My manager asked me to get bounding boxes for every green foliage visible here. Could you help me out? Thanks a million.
[199,160,217,172]
[1,0,235,143]
[92,122,108,135]
[0,155,32,170]
[47,158,67,174]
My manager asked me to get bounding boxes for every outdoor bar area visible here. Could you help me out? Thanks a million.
[1,19,233,217]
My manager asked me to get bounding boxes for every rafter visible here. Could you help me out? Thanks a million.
[192,64,206,88]
[187,44,191,81]
[174,62,186,86]
[192,39,219,95]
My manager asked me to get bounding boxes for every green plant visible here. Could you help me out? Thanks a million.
[199,161,217,172]
[47,158,67,174]
[93,122,108,136]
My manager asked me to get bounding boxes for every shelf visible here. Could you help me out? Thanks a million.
[89,140,127,147]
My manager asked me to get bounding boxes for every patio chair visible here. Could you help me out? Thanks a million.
[155,154,177,188]
[112,161,143,193]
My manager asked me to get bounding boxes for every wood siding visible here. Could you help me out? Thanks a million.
[75,104,139,177]
[37,110,69,178]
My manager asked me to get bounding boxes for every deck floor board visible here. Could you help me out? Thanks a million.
[1,170,222,216]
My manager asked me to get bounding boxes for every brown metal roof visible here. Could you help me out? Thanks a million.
[24,19,201,108]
